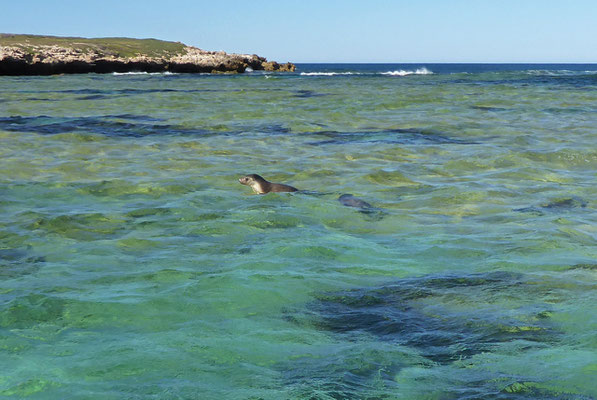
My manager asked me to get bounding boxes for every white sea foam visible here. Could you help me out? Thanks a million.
[113,71,149,75]
[300,72,359,76]
[381,67,433,76]
[300,68,433,77]
[525,69,597,76]
[112,71,177,76]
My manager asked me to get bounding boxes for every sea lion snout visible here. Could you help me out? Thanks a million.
[238,175,256,186]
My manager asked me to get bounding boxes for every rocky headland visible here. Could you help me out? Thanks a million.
[0,34,295,75]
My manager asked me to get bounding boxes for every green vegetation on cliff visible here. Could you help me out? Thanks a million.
[0,33,295,75]
[0,34,187,58]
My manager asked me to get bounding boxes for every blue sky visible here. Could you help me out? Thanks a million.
[2,0,596,63]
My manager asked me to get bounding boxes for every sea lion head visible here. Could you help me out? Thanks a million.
[238,174,268,194]
[238,174,265,185]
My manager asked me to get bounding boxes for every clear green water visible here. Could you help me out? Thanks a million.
[1,67,596,399]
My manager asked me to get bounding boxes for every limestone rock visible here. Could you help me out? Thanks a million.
[0,35,296,75]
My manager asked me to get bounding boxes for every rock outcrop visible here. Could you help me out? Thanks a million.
[0,34,295,75]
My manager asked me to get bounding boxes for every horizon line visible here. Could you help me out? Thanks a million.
[291,61,597,64]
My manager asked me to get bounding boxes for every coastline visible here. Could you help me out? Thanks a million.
[0,34,295,75]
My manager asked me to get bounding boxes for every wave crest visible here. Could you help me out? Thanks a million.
[112,71,177,76]
[300,68,433,77]
[381,68,433,76]
[300,72,358,76]
[525,69,597,77]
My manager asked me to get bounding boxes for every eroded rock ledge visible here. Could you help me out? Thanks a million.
[0,34,295,75]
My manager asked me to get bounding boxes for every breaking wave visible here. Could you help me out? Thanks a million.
[300,68,433,77]
[381,67,433,76]
[300,72,359,76]
[112,71,177,76]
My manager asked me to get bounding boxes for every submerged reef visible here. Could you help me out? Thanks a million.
[0,34,295,75]
[284,271,568,399]
[309,271,558,365]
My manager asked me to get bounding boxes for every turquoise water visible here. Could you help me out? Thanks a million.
[1,65,596,399]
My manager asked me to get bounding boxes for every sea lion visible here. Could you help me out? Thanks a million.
[238,174,298,194]
[338,194,373,209]
[338,193,385,220]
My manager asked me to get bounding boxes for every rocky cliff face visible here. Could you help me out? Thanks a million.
[0,35,295,75]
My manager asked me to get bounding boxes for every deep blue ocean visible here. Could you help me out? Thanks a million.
[297,63,597,73]
[1,63,596,399]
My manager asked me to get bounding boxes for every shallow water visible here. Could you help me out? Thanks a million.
[1,65,597,399]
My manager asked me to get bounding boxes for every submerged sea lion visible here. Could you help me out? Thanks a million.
[238,174,298,194]
[338,193,385,220]
[338,194,373,209]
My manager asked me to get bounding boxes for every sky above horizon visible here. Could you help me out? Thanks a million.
[2,0,596,63]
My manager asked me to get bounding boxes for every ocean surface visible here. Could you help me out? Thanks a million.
[1,64,596,399]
